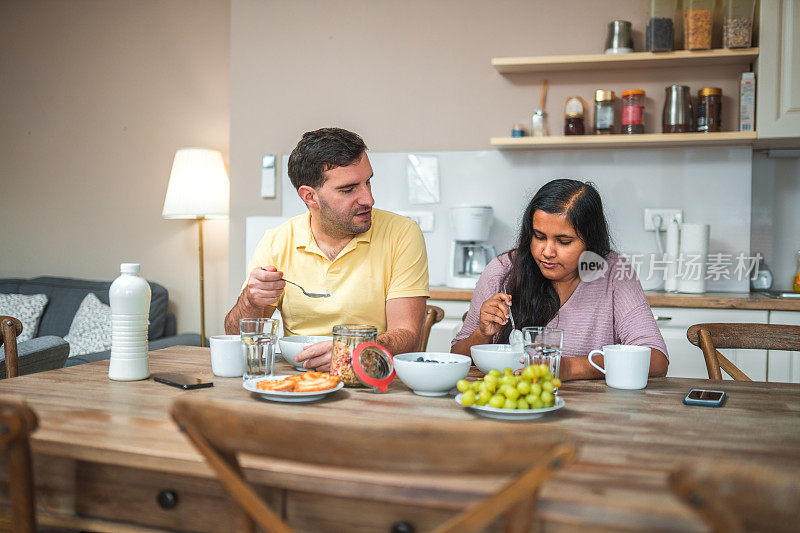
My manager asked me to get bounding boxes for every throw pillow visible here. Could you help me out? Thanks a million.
[0,293,48,342]
[64,293,113,356]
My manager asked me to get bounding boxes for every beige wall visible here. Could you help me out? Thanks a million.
[229,0,749,298]
[0,1,230,336]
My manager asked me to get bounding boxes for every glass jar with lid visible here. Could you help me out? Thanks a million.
[723,0,755,48]
[684,0,714,50]
[621,90,646,134]
[593,90,616,135]
[696,87,722,132]
[647,0,676,52]
[331,324,395,392]
[564,96,585,135]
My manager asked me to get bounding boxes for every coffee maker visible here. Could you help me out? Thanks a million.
[446,206,497,289]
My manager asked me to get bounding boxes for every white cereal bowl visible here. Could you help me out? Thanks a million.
[470,344,525,374]
[393,352,471,396]
[278,335,333,369]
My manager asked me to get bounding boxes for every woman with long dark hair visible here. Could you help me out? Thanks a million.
[451,179,668,381]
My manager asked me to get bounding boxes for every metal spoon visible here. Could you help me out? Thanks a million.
[284,279,331,298]
[503,285,523,346]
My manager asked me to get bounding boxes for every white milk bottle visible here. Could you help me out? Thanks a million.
[108,263,151,381]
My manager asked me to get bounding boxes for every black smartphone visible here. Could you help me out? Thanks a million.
[683,388,726,407]
[153,373,214,390]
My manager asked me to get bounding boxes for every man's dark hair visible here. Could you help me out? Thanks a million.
[287,128,367,190]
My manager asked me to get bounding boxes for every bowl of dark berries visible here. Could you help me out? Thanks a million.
[393,352,471,396]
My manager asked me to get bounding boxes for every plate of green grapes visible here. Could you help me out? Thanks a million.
[455,364,564,420]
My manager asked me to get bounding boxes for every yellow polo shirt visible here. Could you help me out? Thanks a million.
[245,209,429,336]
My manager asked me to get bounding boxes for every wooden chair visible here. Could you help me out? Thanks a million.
[0,317,23,379]
[671,460,800,533]
[0,395,39,533]
[171,396,577,533]
[418,305,445,351]
[686,323,800,381]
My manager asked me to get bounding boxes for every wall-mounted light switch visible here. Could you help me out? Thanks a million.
[261,154,276,198]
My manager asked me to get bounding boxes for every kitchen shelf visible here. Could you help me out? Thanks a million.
[492,48,759,74]
[490,131,758,150]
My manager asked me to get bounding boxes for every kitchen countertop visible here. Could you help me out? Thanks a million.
[430,285,800,311]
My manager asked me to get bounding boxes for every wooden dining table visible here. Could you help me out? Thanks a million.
[1,346,799,532]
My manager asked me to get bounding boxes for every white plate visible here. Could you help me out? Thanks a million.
[455,394,565,420]
[243,375,343,403]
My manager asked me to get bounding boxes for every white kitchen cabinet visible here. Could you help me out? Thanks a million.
[427,299,470,353]
[652,307,769,380]
[767,310,800,383]
[756,0,800,139]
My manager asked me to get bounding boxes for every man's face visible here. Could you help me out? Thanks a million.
[315,152,375,238]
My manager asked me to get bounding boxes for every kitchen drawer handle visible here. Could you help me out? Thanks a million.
[390,521,415,533]
[157,489,179,510]
[653,316,672,322]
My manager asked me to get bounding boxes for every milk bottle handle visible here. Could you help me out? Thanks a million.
[588,349,606,374]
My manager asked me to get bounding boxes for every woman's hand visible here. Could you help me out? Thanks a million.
[478,293,512,338]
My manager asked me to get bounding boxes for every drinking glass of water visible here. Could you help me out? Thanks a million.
[522,327,564,384]
[239,318,280,381]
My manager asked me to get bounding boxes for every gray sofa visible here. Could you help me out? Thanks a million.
[0,276,201,375]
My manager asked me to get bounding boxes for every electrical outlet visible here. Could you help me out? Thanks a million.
[397,211,435,232]
[644,208,683,231]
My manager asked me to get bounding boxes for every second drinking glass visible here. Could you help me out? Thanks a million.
[522,327,564,384]
[239,318,280,381]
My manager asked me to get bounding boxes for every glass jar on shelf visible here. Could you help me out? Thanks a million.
[647,0,676,52]
[684,0,714,50]
[564,96,585,135]
[593,90,616,135]
[723,0,755,48]
[621,90,646,134]
[696,87,722,132]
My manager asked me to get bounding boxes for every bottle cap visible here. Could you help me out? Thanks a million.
[595,90,615,102]
[699,87,722,96]
[622,89,646,97]
[121,263,140,274]
[564,96,585,118]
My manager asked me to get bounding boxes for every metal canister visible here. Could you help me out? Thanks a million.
[663,85,693,133]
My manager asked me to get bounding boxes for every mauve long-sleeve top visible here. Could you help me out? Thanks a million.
[452,252,669,359]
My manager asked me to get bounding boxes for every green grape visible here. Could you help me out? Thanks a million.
[503,367,514,377]
[516,381,531,395]
[461,390,476,406]
[522,365,536,380]
[531,383,543,396]
[483,373,498,386]
[497,384,510,396]
[480,381,496,394]
[500,375,516,387]
[525,393,538,405]
[542,381,554,393]
[516,398,530,410]
[471,381,481,391]
[456,379,470,393]
[504,387,520,400]
[538,364,550,375]
[489,394,505,408]
[488,369,501,378]
[531,397,544,409]
[477,390,491,405]
[531,365,542,378]
[541,391,554,406]
[503,398,517,410]
[551,378,562,388]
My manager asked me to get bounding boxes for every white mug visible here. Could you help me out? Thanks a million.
[209,335,245,377]
[588,345,651,390]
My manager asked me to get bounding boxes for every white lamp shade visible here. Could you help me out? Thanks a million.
[162,148,230,219]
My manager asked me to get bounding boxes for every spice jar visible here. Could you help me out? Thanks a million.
[621,90,646,134]
[331,324,395,392]
[593,90,616,135]
[684,0,714,50]
[564,96,585,135]
[723,0,755,48]
[647,0,676,52]
[696,87,722,132]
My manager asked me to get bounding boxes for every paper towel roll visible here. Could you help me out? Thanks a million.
[677,223,710,294]
[664,219,680,293]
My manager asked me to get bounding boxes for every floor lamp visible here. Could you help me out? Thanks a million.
[162,148,230,347]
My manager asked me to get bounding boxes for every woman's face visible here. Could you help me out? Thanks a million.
[529,210,587,283]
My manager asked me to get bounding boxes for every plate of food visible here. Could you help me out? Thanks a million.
[243,372,343,403]
[455,394,565,420]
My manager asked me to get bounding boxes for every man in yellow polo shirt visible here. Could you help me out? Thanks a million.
[224,128,429,371]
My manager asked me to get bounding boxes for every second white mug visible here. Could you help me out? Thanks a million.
[588,345,651,390]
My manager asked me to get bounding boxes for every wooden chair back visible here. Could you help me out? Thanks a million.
[418,305,445,351]
[686,323,800,381]
[171,396,577,533]
[0,395,38,533]
[671,460,800,533]
[0,317,23,379]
